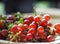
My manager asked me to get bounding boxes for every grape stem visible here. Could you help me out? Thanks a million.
[8,32,21,44]
[33,7,36,16]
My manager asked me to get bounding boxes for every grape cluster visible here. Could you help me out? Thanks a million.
[10,15,55,42]
[0,14,60,42]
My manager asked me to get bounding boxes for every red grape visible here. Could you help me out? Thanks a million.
[21,34,27,42]
[6,15,15,23]
[0,31,2,39]
[54,23,60,29]
[29,22,37,29]
[34,15,42,22]
[21,36,27,42]
[37,26,44,33]
[10,25,21,34]
[24,20,30,25]
[26,33,33,41]
[55,29,60,34]
[47,22,52,27]
[23,31,28,35]
[47,35,54,42]
[31,21,37,25]
[18,24,26,31]
[43,14,50,21]
[39,32,47,40]
[54,23,60,34]
[6,15,15,20]
[35,33,40,40]
[1,29,8,36]
[41,19,47,26]
[0,20,5,29]
[10,25,18,33]
[27,16,34,22]
[28,28,36,35]
[24,24,28,29]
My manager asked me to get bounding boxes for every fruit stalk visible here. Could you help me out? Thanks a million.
[33,7,36,16]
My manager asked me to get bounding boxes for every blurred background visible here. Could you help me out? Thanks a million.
[0,0,60,15]
[0,0,60,24]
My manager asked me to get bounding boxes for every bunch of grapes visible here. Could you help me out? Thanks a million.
[10,14,56,42]
[0,14,60,43]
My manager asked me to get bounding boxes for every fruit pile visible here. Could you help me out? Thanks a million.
[0,13,60,42]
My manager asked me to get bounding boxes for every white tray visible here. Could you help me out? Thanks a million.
[0,36,60,44]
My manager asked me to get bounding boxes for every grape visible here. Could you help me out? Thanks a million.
[10,25,19,34]
[21,37,27,42]
[54,23,60,29]
[35,33,40,41]
[6,15,15,20]
[18,24,26,31]
[6,15,15,23]
[26,33,33,41]
[1,29,8,36]
[43,14,50,21]
[47,22,52,27]
[24,24,28,29]
[47,35,54,42]
[39,32,47,40]
[27,16,34,22]
[54,23,60,34]
[29,22,37,29]
[24,20,30,25]
[6,20,14,23]
[37,26,44,33]
[34,15,42,22]
[0,31,2,39]
[55,29,60,34]
[40,19,47,26]
[0,20,5,29]
[28,28,36,35]
[21,34,27,42]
